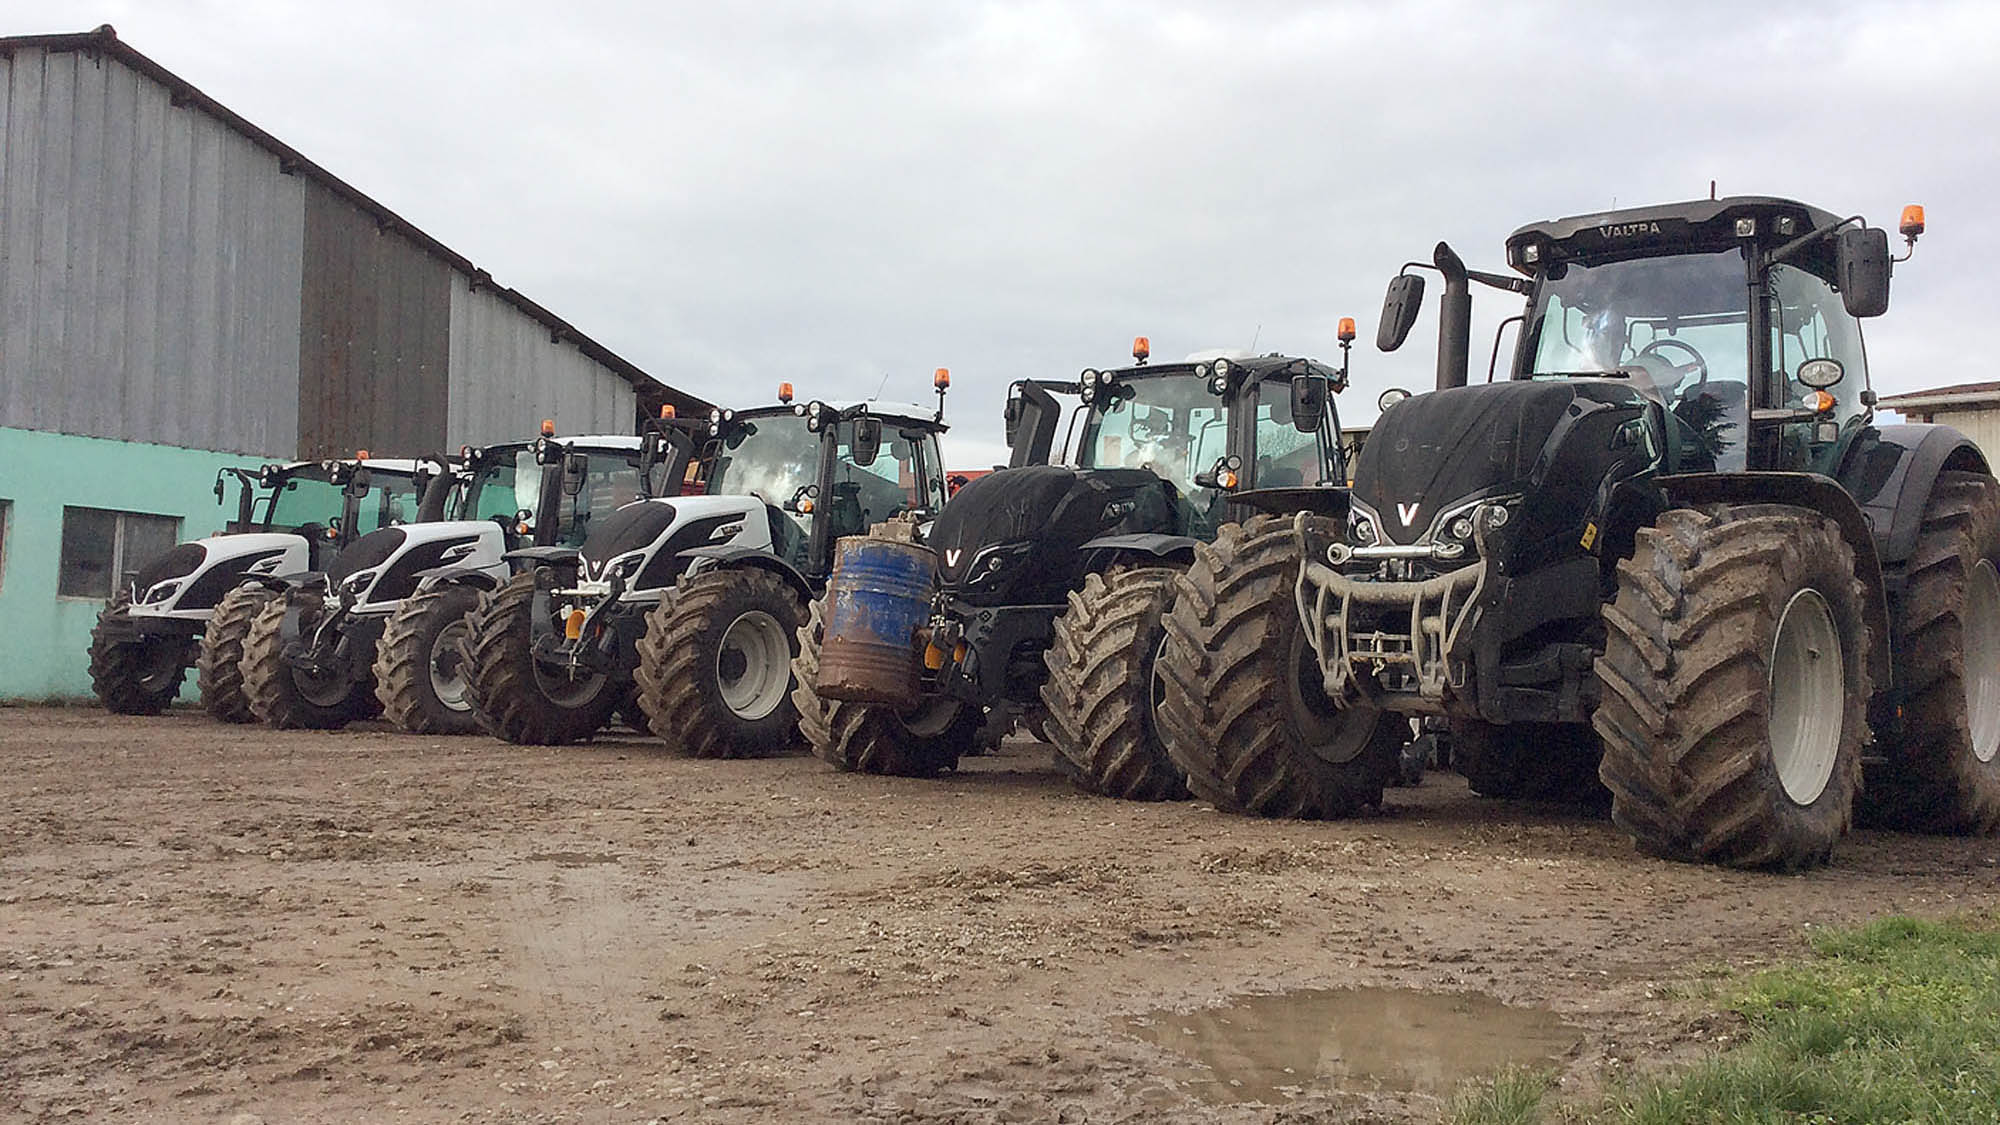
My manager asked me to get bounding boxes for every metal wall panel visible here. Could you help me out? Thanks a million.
[0,45,303,456]
[296,185,452,459]
[445,271,637,445]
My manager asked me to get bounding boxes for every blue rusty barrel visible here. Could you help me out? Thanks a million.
[816,533,937,707]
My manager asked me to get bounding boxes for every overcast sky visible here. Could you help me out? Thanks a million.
[16,0,2000,467]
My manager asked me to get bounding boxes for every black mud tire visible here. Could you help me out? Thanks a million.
[1156,515,1401,818]
[1594,505,1871,871]
[634,567,805,759]
[241,593,372,730]
[88,594,191,715]
[1041,567,1190,801]
[464,571,620,745]
[198,584,277,723]
[1452,720,1607,803]
[792,598,976,777]
[372,583,484,736]
[1860,470,2000,834]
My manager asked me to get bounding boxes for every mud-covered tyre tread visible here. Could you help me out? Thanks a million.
[372,583,483,736]
[197,584,276,723]
[792,598,974,777]
[241,594,369,730]
[1156,515,1398,819]
[1593,504,1871,871]
[89,594,190,715]
[634,567,805,759]
[1041,567,1189,801]
[1861,470,2000,834]
[463,571,619,745]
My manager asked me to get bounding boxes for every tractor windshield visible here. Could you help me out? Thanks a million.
[261,470,423,537]
[1078,374,1221,496]
[459,448,652,547]
[825,421,944,540]
[708,412,820,509]
[1522,249,1751,471]
[1079,372,1232,537]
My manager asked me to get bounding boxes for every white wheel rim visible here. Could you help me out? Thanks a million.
[429,618,473,711]
[1963,559,2000,764]
[716,610,790,720]
[1769,588,1844,806]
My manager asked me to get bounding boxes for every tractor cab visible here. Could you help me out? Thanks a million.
[697,394,950,576]
[455,417,701,550]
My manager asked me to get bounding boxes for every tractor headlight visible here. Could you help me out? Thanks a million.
[1347,499,1383,546]
[342,568,378,598]
[142,580,181,605]
[960,542,1034,591]
[607,553,647,584]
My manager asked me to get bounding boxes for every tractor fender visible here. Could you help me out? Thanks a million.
[676,544,817,600]
[1078,533,1200,570]
[414,565,505,594]
[503,546,583,567]
[255,570,328,592]
[1655,471,1890,686]
[1841,423,1990,568]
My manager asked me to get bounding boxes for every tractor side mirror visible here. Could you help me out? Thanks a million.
[342,468,371,499]
[1377,273,1426,352]
[1289,374,1330,434]
[1003,396,1023,447]
[562,452,590,497]
[851,416,883,467]
[1836,226,1892,318]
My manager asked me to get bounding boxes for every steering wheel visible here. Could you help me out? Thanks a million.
[1636,338,1708,391]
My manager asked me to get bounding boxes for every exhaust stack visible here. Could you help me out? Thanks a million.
[1433,242,1471,391]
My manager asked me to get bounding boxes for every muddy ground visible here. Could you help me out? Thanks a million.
[4,706,1997,1124]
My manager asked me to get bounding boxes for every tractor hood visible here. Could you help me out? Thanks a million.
[928,465,1177,605]
[1355,380,1576,544]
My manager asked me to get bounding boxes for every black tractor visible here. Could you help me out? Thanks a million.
[1157,195,2000,871]
[88,456,428,719]
[794,336,1359,794]
[469,386,952,749]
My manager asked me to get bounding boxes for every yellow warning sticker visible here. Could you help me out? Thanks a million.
[1580,521,1599,551]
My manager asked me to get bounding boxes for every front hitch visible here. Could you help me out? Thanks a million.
[1292,512,1489,712]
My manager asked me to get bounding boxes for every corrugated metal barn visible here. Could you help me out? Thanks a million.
[0,25,711,699]
[1879,383,2000,464]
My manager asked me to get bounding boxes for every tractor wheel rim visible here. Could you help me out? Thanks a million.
[716,610,790,720]
[900,697,963,738]
[532,654,608,708]
[429,618,473,711]
[1963,559,2000,764]
[1147,631,1170,729]
[294,665,353,708]
[1769,587,1844,806]
[135,642,181,691]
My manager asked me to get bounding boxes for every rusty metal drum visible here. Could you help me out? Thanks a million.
[815,533,937,707]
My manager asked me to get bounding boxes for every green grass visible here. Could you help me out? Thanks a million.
[1449,914,2000,1125]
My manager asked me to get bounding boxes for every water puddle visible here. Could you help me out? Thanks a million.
[1125,986,1581,1105]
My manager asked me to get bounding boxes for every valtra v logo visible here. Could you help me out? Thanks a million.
[945,548,962,567]
[1397,502,1420,525]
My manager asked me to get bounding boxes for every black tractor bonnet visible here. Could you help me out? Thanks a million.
[1355,381,1576,544]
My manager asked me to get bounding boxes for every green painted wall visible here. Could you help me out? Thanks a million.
[0,427,269,702]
